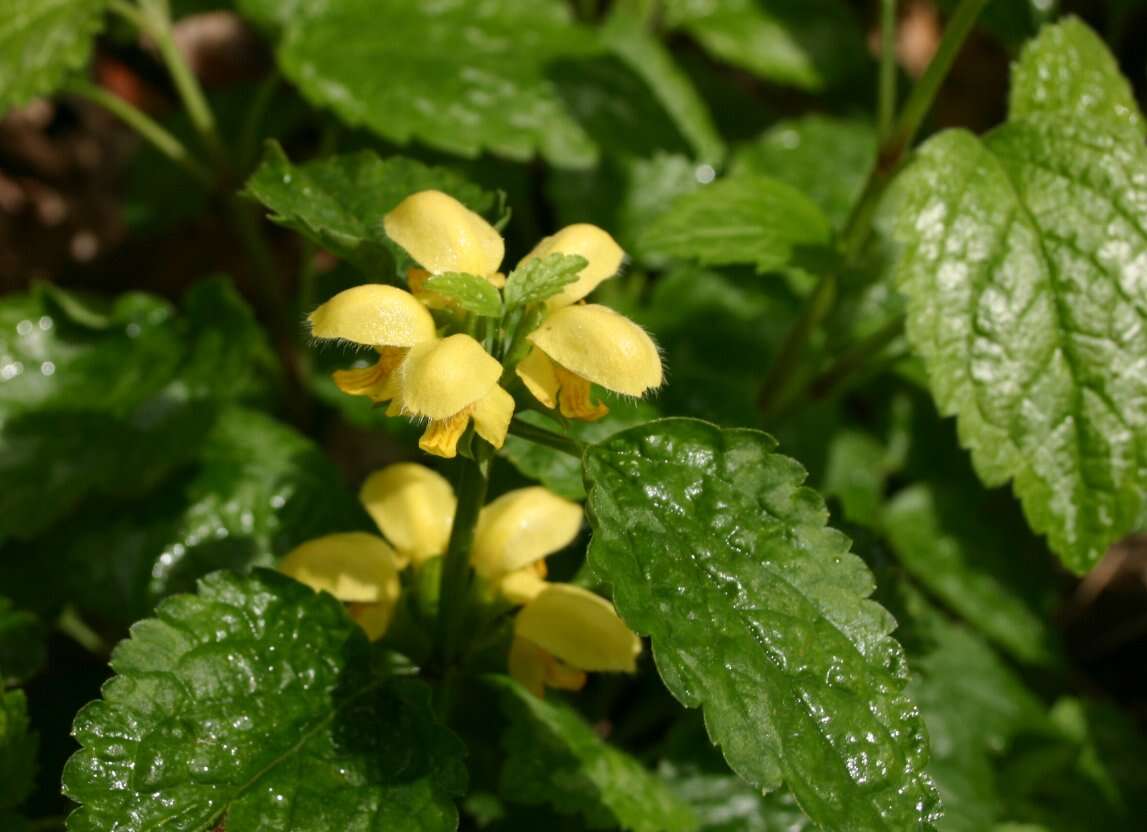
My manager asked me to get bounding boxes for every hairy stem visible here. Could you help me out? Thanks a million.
[65,79,213,186]
[435,445,493,669]
[507,417,585,458]
[136,0,227,167]
[878,0,897,140]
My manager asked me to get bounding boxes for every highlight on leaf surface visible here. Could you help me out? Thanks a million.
[584,418,939,831]
[62,570,466,832]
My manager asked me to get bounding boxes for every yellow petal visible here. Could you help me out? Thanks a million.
[499,567,549,604]
[509,636,587,697]
[307,285,436,347]
[398,334,502,419]
[331,346,406,401]
[472,487,582,578]
[520,224,625,308]
[515,583,641,673]
[528,304,662,397]
[359,464,456,566]
[508,635,548,697]
[418,411,472,459]
[279,532,401,604]
[472,384,515,449]
[515,347,559,409]
[553,363,608,421]
[348,601,396,641]
[383,190,504,276]
[486,272,507,289]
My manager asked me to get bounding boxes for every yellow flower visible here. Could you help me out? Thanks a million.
[359,463,456,567]
[356,464,641,695]
[278,532,402,640]
[384,190,507,303]
[516,304,662,421]
[519,223,625,308]
[307,284,436,403]
[392,333,515,458]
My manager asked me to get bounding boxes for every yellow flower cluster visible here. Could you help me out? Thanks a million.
[308,190,662,458]
[279,464,641,697]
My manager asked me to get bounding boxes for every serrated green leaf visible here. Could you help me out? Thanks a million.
[584,419,939,831]
[731,116,876,229]
[43,407,371,627]
[245,142,498,275]
[424,273,502,317]
[639,177,832,273]
[0,279,272,538]
[1009,18,1144,137]
[501,401,658,500]
[886,116,1147,572]
[0,0,105,115]
[278,0,599,167]
[63,570,466,832]
[661,0,865,91]
[0,598,45,686]
[884,482,1059,666]
[602,7,725,164]
[503,253,589,311]
[489,676,696,832]
[0,688,36,811]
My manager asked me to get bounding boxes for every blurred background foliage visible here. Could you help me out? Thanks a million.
[2,0,1147,829]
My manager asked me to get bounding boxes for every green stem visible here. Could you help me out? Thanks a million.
[507,417,585,458]
[238,71,281,172]
[878,0,897,140]
[758,273,836,416]
[759,0,987,417]
[885,0,988,159]
[435,445,493,668]
[65,79,213,185]
[135,0,227,167]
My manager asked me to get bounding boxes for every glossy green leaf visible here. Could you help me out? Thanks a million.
[1010,18,1144,137]
[0,598,44,686]
[63,570,466,832]
[731,116,876,228]
[245,142,499,276]
[501,401,658,500]
[886,116,1147,572]
[661,0,865,91]
[47,407,371,626]
[424,273,503,317]
[884,482,1059,666]
[490,676,696,832]
[584,419,939,831]
[278,0,599,167]
[0,280,272,539]
[503,253,588,311]
[602,7,725,164]
[0,0,105,114]
[0,688,36,811]
[639,177,831,273]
